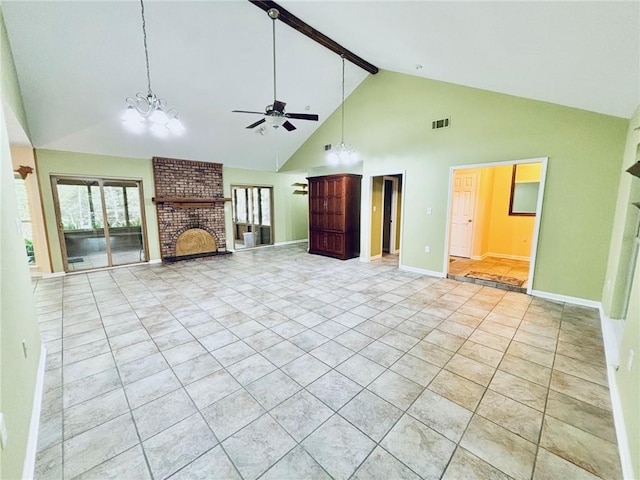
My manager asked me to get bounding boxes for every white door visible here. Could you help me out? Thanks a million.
[450,172,477,257]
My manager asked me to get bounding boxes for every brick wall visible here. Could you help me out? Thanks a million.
[153,157,227,259]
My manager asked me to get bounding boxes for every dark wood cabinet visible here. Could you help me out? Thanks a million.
[308,173,362,260]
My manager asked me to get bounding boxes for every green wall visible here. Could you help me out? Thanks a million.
[35,150,160,272]
[35,152,309,272]
[0,9,42,479]
[284,70,628,300]
[605,105,640,478]
[602,106,640,318]
[616,251,640,477]
[223,167,309,249]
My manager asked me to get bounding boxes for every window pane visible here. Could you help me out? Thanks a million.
[260,188,271,226]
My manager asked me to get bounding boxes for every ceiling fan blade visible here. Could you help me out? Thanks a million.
[273,100,286,113]
[282,121,296,132]
[246,118,266,129]
[286,113,319,121]
[233,110,266,115]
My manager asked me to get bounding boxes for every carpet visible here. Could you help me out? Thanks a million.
[465,271,525,287]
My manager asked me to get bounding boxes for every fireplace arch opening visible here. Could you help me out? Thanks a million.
[175,228,217,257]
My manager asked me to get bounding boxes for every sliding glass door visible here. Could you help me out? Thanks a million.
[52,176,147,271]
[231,185,274,249]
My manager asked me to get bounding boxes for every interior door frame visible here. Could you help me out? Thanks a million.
[230,184,275,248]
[443,157,548,294]
[381,176,399,255]
[361,170,406,264]
[51,175,148,272]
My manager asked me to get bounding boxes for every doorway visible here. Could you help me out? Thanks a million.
[370,174,402,263]
[446,159,547,292]
[51,176,147,272]
[231,185,274,249]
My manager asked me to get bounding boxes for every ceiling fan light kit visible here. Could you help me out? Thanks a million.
[232,8,319,133]
[327,55,360,166]
[123,0,184,138]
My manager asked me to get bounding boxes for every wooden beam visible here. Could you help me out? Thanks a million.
[249,0,378,75]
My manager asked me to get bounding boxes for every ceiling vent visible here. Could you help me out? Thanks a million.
[432,117,450,130]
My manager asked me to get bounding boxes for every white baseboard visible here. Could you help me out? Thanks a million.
[529,289,600,308]
[232,239,308,253]
[148,259,162,264]
[41,272,65,279]
[487,252,531,261]
[599,308,624,368]
[399,264,446,278]
[274,239,308,247]
[22,345,47,480]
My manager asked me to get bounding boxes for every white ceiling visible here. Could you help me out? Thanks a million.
[3,1,639,171]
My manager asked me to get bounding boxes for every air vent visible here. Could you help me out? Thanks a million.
[432,117,450,130]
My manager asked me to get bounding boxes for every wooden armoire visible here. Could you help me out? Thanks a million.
[308,173,362,260]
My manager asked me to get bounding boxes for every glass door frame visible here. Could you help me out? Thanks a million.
[51,175,149,272]
[231,184,275,248]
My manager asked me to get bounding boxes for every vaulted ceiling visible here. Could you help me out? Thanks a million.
[3,1,639,171]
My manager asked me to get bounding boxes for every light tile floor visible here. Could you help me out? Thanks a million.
[448,256,530,291]
[33,244,621,479]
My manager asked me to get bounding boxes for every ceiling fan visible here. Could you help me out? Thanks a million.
[232,8,318,132]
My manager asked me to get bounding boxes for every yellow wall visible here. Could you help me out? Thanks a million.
[395,177,402,251]
[515,162,542,182]
[487,165,537,259]
[454,164,541,261]
[370,177,383,257]
[10,146,51,274]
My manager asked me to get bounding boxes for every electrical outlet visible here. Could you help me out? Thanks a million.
[424,246,430,253]
[627,349,634,372]
[427,207,432,215]
[0,413,7,449]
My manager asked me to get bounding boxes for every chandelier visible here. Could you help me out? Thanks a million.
[327,55,359,165]
[122,0,184,137]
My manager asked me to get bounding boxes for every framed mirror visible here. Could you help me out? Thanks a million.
[509,164,540,216]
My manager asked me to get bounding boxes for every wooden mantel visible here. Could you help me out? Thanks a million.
[152,196,232,209]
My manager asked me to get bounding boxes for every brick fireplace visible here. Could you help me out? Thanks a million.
[152,157,229,261]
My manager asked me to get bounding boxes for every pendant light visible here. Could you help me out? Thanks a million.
[122,0,184,137]
[327,55,359,165]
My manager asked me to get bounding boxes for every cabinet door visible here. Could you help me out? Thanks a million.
[309,178,327,229]
[325,232,345,257]
[325,176,345,231]
[309,231,325,253]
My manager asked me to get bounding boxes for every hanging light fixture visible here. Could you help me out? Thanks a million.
[122,0,184,137]
[327,55,359,166]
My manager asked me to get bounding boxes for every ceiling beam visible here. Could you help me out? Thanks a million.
[249,0,379,75]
